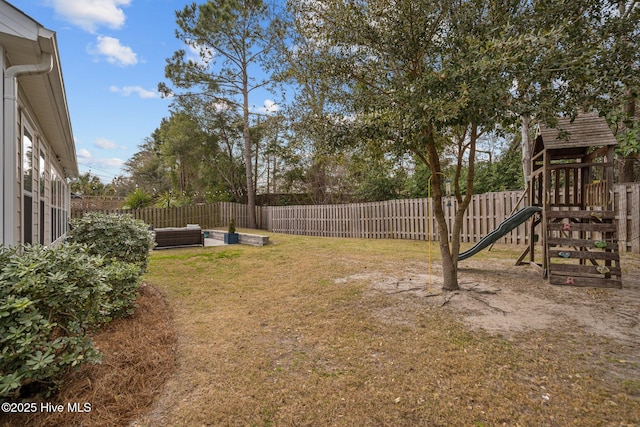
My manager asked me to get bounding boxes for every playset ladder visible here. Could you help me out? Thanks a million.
[545,210,622,288]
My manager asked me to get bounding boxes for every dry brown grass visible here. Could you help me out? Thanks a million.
[3,231,638,426]
[138,231,639,426]
[0,283,177,427]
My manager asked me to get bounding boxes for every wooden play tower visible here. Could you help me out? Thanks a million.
[517,113,622,288]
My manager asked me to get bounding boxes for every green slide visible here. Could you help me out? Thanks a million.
[458,206,542,261]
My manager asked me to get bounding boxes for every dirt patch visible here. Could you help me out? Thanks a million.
[362,255,640,344]
[356,253,640,389]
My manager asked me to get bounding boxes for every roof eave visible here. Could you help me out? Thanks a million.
[1,2,78,178]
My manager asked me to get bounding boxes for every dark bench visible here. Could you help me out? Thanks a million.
[154,226,204,249]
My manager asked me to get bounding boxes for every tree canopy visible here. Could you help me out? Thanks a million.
[159,0,281,227]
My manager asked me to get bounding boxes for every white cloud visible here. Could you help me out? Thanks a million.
[254,99,279,115]
[78,156,125,169]
[264,100,279,113]
[92,36,137,66]
[94,158,125,168]
[209,100,236,112]
[77,147,124,167]
[77,148,92,160]
[109,85,159,99]
[94,137,125,149]
[48,0,131,33]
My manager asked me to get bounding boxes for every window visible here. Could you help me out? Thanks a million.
[23,129,33,244]
[51,168,58,242]
[39,150,45,197]
[39,150,46,244]
[50,167,68,243]
[23,130,33,192]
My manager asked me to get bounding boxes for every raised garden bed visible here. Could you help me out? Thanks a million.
[206,230,269,246]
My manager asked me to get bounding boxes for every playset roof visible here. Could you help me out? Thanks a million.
[535,113,618,153]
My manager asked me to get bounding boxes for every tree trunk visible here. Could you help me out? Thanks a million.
[440,246,459,292]
[422,123,479,292]
[424,126,459,291]
[243,79,257,229]
[433,184,459,291]
[272,155,277,194]
[272,124,279,194]
[621,157,637,183]
[254,120,259,195]
[620,92,637,183]
[521,115,531,187]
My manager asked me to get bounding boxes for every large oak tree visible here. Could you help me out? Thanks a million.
[285,0,518,290]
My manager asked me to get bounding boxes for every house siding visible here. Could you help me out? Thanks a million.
[0,2,76,247]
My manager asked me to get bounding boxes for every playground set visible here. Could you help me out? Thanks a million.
[460,113,622,288]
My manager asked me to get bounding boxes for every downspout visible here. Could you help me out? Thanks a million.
[3,53,53,246]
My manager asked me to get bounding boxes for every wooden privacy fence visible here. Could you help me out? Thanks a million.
[266,191,529,244]
[71,184,640,253]
[72,202,268,230]
[266,185,640,253]
[614,183,640,254]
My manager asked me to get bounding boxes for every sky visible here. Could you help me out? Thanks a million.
[8,0,279,183]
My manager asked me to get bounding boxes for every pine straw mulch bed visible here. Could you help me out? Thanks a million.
[0,283,177,427]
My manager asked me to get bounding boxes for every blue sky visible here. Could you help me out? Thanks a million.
[9,0,278,183]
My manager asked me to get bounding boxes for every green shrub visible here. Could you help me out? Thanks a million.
[101,261,142,320]
[0,244,107,398]
[68,212,155,272]
[68,212,152,321]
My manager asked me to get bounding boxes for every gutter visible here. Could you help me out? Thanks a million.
[2,53,53,246]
